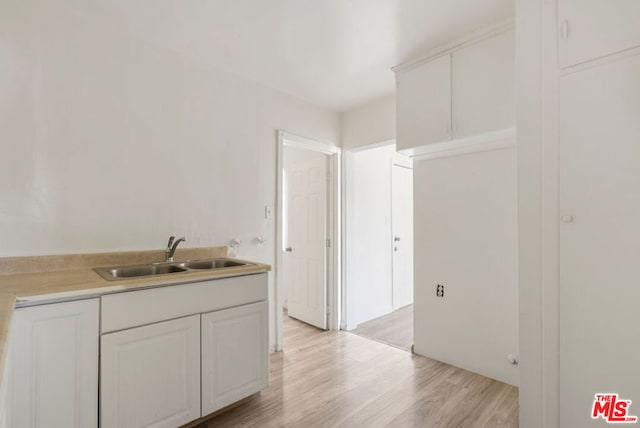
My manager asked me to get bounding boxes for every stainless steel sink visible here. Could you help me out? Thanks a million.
[95,264,188,280]
[94,258,251,281]
[178,259,245,270]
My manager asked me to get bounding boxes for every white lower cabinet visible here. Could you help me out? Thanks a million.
[1,273,268,428]
[6,299,99,428]
[100,315,201,428]
[99,273,269,428]
[201,301,269,415]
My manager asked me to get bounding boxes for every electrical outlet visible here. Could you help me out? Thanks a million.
[436,284,444,298]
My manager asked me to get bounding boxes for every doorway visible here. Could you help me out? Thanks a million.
[275,131,340,351]
[343,142,414,351]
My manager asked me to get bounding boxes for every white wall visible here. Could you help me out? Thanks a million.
[341,95,396,330]
[413,147,519,386]
[341,94,396,150]
[0,0,340,351]
[347,144,397,326]
[516,0,548,423]
[341,65,519,386]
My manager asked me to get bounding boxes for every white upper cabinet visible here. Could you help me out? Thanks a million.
[395,26,515,153]
[558,0,640,68]
[396,54,451,151]
[101,315,201,428]
[7,299,99,428]
[452,29,515,139]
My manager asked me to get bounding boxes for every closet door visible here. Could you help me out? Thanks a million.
[558,0,640,68]
[559,54,640,427]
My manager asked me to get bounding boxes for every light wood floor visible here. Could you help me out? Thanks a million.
[351,304,413,351]
[197,315,519,428]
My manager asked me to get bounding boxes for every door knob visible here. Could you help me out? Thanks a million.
[285,247,292,252]
[394,237,401,242]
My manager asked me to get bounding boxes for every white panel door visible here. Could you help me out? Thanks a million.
[8,299,99,428]
[396,54,452,150]
[558,0,640,68]
[201,301,269,415]
[391,163,414,310]
[452,29,515,139]
[101,315,200,428]
[559,54,640,427]
[285,156,327,329]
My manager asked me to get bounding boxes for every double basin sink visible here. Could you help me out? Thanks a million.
[94,258,250,281]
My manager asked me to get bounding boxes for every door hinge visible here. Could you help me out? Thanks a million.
[326,238,331,248]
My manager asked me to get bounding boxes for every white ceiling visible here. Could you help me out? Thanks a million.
[85,0,514,112]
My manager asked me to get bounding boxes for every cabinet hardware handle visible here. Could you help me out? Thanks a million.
[561,215,574,223]
[560,20,569,40]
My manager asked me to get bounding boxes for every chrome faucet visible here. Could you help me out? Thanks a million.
[165,236,187,262]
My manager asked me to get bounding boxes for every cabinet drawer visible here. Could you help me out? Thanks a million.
[101,273,267,333]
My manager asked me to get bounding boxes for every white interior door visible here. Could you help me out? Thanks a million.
[284,155,328,329]
[392,162,414,310]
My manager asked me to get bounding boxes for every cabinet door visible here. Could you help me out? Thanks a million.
[452,30,515,139]
[559,54,640,427]
[101,315,200,428]
[558,0,640,68]
[396,54,451,151]
[8,299,99,428]
[201,301,269,415]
